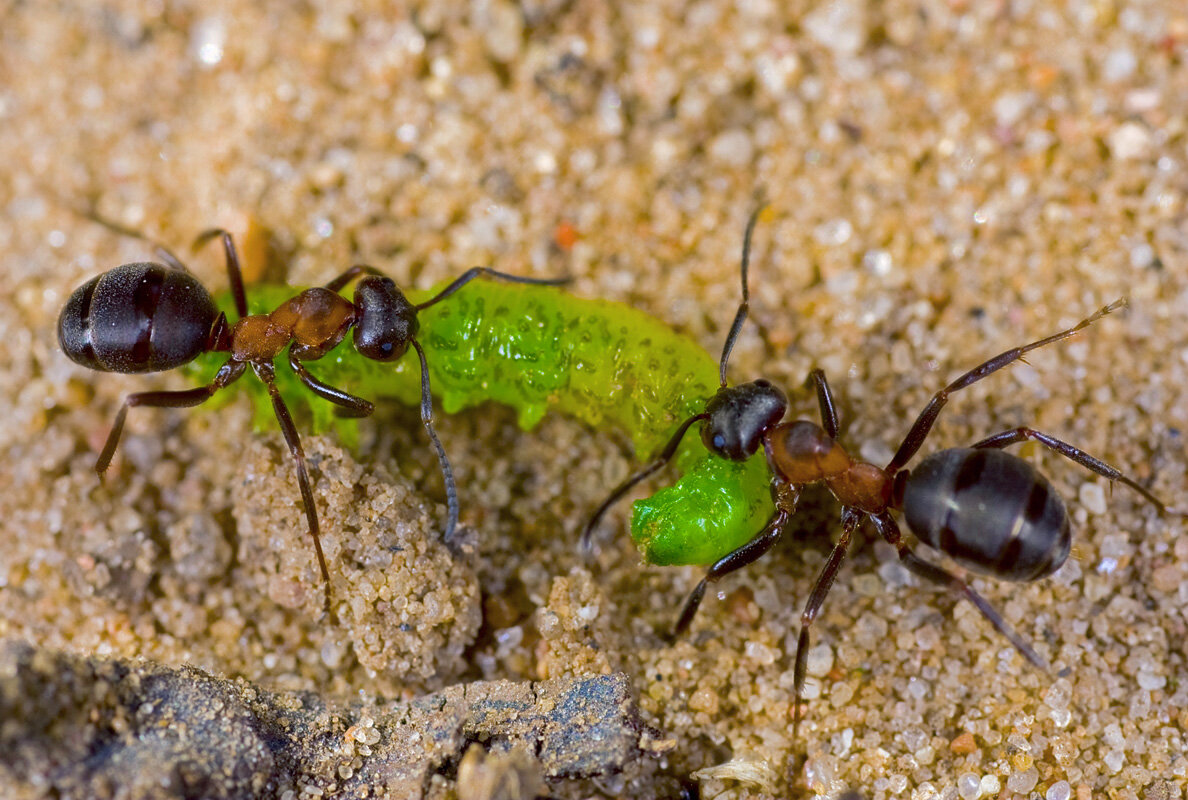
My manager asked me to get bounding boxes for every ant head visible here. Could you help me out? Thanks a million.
[353,276,417,361]
[700,379,787,460]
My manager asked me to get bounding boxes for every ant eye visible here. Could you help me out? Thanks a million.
[755,379,771,389]
[712,434,726,450]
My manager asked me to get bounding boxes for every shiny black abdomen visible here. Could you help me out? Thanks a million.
[58,262,219,373]
[902,447,1071,582]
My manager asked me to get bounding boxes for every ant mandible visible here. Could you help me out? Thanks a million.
[584,207,1183,733]
[59,217,566,616]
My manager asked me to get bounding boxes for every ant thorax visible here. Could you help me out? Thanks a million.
[228,289,355,363]
[765,420,892,513]
[765,420,849,482]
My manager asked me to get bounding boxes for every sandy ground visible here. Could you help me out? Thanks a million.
[1,1,1187,798]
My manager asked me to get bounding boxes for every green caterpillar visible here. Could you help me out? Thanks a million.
[194,280,773,565]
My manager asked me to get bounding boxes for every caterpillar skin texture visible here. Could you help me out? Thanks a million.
[193,280,773,566]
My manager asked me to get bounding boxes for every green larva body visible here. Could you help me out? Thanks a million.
[192,280,773,566]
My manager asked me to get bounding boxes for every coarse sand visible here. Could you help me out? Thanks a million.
[1,2,1186,798]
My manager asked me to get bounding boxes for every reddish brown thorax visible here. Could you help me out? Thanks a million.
[765,419,893,514]
[229,288,355,362]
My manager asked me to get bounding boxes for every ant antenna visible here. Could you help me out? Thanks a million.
[579,410,709,551]
[717,204,766,387]
[68,200,190,273]
[581,205,769,549]
[409,338,461,542]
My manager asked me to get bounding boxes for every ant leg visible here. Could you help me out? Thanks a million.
[869,512,1046,667]
[96,360,247,476]
[672,481,799,637]
[288,350,374,418]
[580,412,710,551]
[251,361,334,617]
[154,249,188,272]
[804,368,840,439]
[672,510,791,639]
[192,229,248,319]
[971,427,1183,514]
[885,299,1125,474]
[791,506,860,737]
[414,267,570,311]
[717,205,767,387]
[410,338,460,543]
[322,264,385,293]
[76,205,189,273]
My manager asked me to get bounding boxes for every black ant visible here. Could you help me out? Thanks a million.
[58,218,566,616]
[584,207,1183,733]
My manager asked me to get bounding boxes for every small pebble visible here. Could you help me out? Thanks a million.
[709,129,754,167]
[863,249,893,276]
[1046,780,1072,800]
[911,781,938,800]
[957,773,981,800]
[1136,670,1166,690]
[743,641,777,666]
[1043,680,1072,709]
[901,727,927,751]
[1006,767,1039,794]
[1108,121,1152,160]
[814,217,854,247]
[1102,49,1137,82]
[1129,242,1157,269]
[1150,564,1181,593]
[950,732,978,754]
[1078,482,1108,515]
[804,643,834,677]
[802,0,867,55]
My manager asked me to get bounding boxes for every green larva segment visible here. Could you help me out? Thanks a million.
[631,453,773,566]
[191,280,773,567]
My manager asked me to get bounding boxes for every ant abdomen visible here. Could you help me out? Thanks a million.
[900,447,1072,582]
[58,262,221,374]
